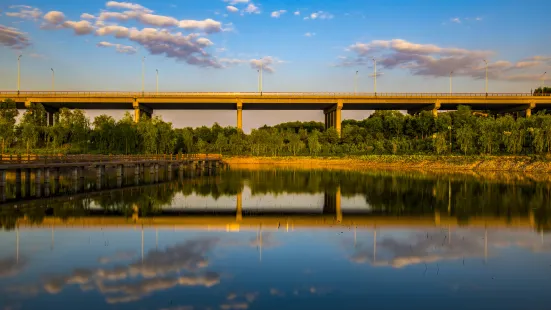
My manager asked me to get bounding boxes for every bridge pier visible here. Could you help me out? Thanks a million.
[34,169,42,184]
[0,171,6,202]
[407,101,441,117]
[236,100,243,131]
[236,191,243,222]
[324,100,343,137]
[44,168,50,184]
[498,102,536,118]
[323,186,342,223]
[133,100,153,123]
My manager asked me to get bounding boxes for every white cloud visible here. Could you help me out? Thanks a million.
[271,10,287,18]
[97,41,137,54]
[475,17,483,21]
[250,56,284,73]
[29,53,47,59]
[62,20,95,35]
[6,5,43,20]
[136,13,179,27]
[43,11,66,25]
[338,38,547,81]
[80,13,95,20]
[105,1,152,13]
[226,6,239,13]
[294,11,300,16]
[196,37,214,47]
[243,3,260,14]
[224,0,249,4]
[451,17,461,23]
[0,24,31,49]
[304,32,315,37]
[96,25,130,38]
[178,19,222,33]
[309,11,333,20]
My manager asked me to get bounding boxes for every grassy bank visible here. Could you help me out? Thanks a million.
[224,155,551,173]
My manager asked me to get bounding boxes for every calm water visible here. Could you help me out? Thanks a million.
[1,168,551,310]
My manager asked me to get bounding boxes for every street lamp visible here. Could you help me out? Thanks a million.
[156,69,159,94]
[258,62,263,94]
[449,71,453,95]
[17,54,22,94]
[483,59,488,94]
[372,58,377,94]
[50,68,55,92]
[355,70,359,94]
[141,56,146,95]
[542,72,547,96]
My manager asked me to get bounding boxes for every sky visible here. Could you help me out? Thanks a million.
[0,0,550,131]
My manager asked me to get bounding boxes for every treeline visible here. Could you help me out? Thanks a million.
[2,98,551,156]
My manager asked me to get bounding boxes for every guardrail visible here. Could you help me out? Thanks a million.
[0,91,548,97]
[0,154,222,165]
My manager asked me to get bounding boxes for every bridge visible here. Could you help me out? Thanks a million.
[2,91,551,135]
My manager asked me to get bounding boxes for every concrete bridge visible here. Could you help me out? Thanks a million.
[2,91,551,135]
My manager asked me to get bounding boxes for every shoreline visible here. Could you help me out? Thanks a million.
[223,155,551,173]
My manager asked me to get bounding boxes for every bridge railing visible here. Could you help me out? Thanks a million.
[0,153,222,165]
[0,91,546,97]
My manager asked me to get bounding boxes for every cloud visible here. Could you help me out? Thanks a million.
[80,13,95,20]
[97,41,137,54]
[62,20,95,35]
[41,238,221,304]
[451,17,461,23]
[309,11,333,20]
[0,24,31,49]
[0,256,27,278]
[227,6,239,13]
[95,25,130,38]
[42,11,66,26]
[475,17,483,21]
[105,1,153,13]
[294,11,300,16]
[243,3,260,14]
[178,19,222,33]
[271,10,287,18]
[29,53,47,59]
[6,5,43,20]
[224,0,250,4]
[337,38,547,80]
[196,37,214,46]
[304,32,315,37]
[136,13,179,27]
[220,303,249,310]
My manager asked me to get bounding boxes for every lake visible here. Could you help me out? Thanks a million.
[1,167,550,310]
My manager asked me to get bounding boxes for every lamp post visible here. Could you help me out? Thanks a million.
[372,58,377,94]
[355,70,359,94]
[17,54,22,94]
[141,56,146,95]
[449,71,453,95]
[542,72,547,96]
[156,69,159,94]
[50,68,55,92]
[483,59,488,94]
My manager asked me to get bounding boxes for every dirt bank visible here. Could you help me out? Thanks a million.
[224,155,551,173]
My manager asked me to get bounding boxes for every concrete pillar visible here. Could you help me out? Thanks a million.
[0,170,6,187]
[335,100,343,137]
[336,186,342,223]
[35,169,42,184]
[116,165,123,178]
[323,101,343,137]
[155,164,159,183]
[236,100,243,130]
[167,164,172,180]
[15,169,22,184]
[25,169,31,197]
[236,191,243,222]
[53,168,60,182]
[35,183,41,198]
[133,100,152,123]
[44,184,50,197]
[44,168,50,184]
[72,167,79,181]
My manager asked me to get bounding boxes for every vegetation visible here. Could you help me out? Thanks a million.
[2,99,551,156]
[1,169,550,231]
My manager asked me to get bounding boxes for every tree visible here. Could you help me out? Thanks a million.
[456,125,474,155]
[0,99,18,149]
[214,132,228,154]
[308,130,322,155]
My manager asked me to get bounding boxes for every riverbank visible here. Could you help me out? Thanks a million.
[224,155,551,173]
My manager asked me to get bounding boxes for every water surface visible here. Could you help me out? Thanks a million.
[1,168,550,310]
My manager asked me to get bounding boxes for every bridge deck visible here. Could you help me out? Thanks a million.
[2,92,551,111]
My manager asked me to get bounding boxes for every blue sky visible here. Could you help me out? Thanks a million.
[0,0,550,130]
